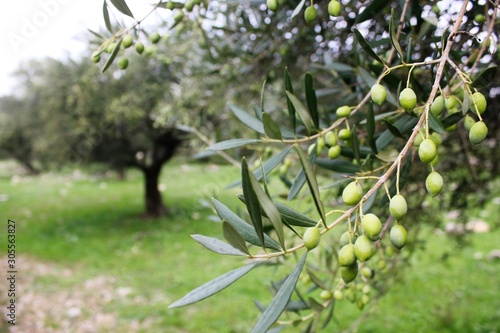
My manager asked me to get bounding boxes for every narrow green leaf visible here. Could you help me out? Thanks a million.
[88,29,104,39]
[109,0,134,18]
[315,159,361,174]
[263,113,282,140]
[251,253,307,333]
[284,67,296,134]
[355,0,391,23]
[212,198,281,251]
[350,125,361,165]
[305,73,319,129]
[191,234,247,256]
[248,164,285,249]
[260,80,267,114]
[102,1,112,33]
[207,139,261,151]
[382,119,405,138]
[226,146,293,189]
[367,103,378,154]
[285,91,315,134]
[428,112,446,134]
[462,92,470,115]
[471,66,497,88]
[229,104,265,134]
[442,112,462,129]
[295,147,326,225]
[290,0,306,19]
[275,202,317,227]
[288,148,316,200]
[308,297,325,313]
[307,269,328,290]
[389,9,404,61]
[354,29,384,65]
[169,262,259,308]
[101,38,122,73]
[222,221,250,255]
[242,158,265,248]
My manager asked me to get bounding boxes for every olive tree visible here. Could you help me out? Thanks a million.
[95,0,499,331]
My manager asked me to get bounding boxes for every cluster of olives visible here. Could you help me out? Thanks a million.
[319,280,373,310]
[267,0,341,23]
[91,2,189,70]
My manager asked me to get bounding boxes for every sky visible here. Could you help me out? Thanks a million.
[0,0,157,96]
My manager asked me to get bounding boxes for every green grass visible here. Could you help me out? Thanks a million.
[1,159,499,332]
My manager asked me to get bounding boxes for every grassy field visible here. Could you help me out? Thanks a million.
[0,159,499,332]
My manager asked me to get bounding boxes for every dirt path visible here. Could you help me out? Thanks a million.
[0,255,154,333]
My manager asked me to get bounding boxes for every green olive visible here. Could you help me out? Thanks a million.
[150,32,161,44]
[122,35,133,48]
[418,139,437,164]
[117,57,129,70]
[389,194,407,220]
[370,84,387,106]
[354,235,376,262]
[328,145,341,159]
[338,244,356,267]
[361,213,382,239]
[470,92,487,114]
[304,6,317,23]
[390,224,407,250]
[469,121,488,145]
[430,95,445,117]
[303,227,321,250]
[425,171,444,197]
[328,0,341,17]
[341,263,358,284]
[399,88,417,112]
[266,0,278,12]
[342,181,363,206]
[336,105,351,118]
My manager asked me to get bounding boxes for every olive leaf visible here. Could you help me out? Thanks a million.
[284,67,297,134]
[296,146,326,225]
[212,198,281,251]
[242,158,266,248]
[229,104,265,134]
[222,221,250,255]
[251,253,307,333]
[109,0,134,18]
[305,73,319,129]
[471,66,497,88]
[354,29,384,65]
[262,112,282,140]
[169,262,260,308]
[208,139,261,151]
[191,234,247,256]
[101,38,122,73]
[355,0,391,24]
[389,9,404,61]
[367,103,378,154]
[285,91,315,134]
[102,0,112,33]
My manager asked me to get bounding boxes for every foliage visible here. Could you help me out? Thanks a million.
[91,0,500,331]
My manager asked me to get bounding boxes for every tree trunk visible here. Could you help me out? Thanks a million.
[143,166,167,217]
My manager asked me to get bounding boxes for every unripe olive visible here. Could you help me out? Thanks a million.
[338,129,351,140]
[106,42,117,53]
[328,145,341,159]
[390,224,407,250]
[361,213,382,239]
[361,294,370,305]
[474,14,485,24]
[469,121,488,145]
[339,231,357,247]
[418,139,437,164]
[317,136,326,153]
[354,235,376,262]
[413,134,424,147]
[463,115,476,131]
[445,95,458,110]
[325,131,337,146]
[122,34,133,48]
[135,42,144,54]
[303,227,321,250]
[174,11,184,23]
[361,267,374,279]
[184,0,195,12]
[470,92,487,114]
[341,263,358,284]
[336,105,351,118]
[117,57,129,70]
[320,290,333,300]
[429,132,442,147]
[362,284,371,295]
[370,84,387,106]
[426,171,444,197]
[150,32,161,44]
[430,95,445,117]
[399,88,417,112]
[389,194,407,220]
[304,6,317,23]
[266,0,278,12]
[91,51,100,63]
[338,244,356,267]
[166,1,175,10]
[328,0,341,16]
[333,290,344,301]
[342,181,363,206]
